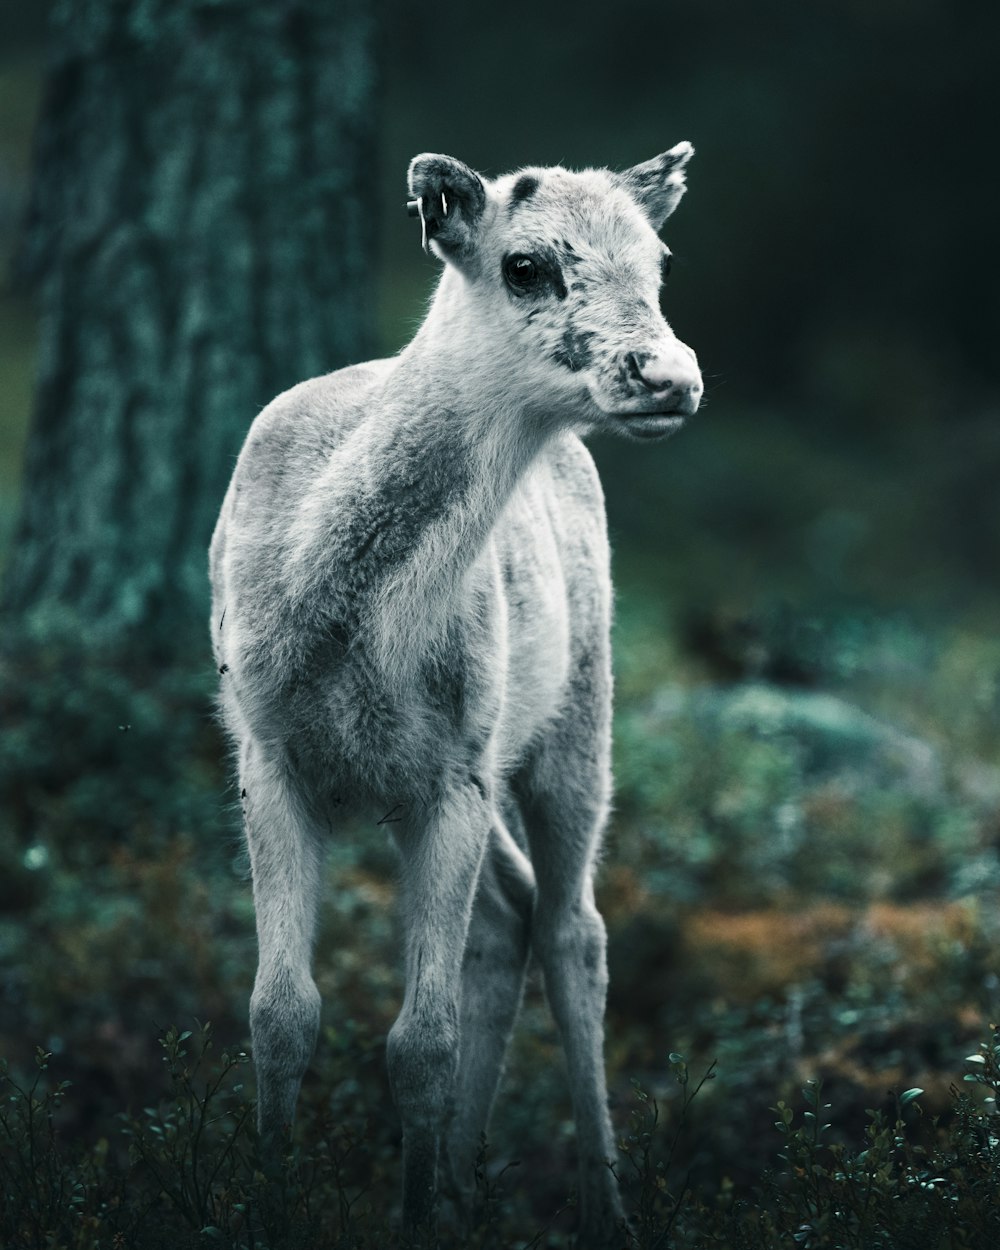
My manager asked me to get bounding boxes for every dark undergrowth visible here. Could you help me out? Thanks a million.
[3,592,1000,1247]
[3,1021,1000,1248]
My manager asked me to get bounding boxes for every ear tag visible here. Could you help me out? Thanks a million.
[405,196,431,254]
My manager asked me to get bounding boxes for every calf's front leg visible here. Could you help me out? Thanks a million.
[242,747,324,1156]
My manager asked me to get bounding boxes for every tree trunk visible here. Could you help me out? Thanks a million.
[2,0,378,648]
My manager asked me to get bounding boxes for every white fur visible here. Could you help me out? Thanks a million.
[209,146,702,1248]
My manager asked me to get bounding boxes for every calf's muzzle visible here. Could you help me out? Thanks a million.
[625,348,703,415]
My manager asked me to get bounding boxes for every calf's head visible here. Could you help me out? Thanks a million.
[408,144,703,441]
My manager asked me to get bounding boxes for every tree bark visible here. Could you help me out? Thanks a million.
[2,0,378,648]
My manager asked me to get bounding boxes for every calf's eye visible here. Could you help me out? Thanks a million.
[661,252,673,282]
[504,254,539,290]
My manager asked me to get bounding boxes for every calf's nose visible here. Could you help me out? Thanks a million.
[626,350,703,411]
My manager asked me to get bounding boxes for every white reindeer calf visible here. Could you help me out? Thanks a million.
[210,144,702,1248]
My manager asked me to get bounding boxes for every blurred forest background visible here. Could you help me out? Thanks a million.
[1,1,999,1246]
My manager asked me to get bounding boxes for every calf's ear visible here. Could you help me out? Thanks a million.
[407,154,488,269]
[618,141,694,230]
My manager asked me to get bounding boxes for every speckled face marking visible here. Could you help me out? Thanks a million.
[508,174,539,209]
[500,245,568,302]
[552,326,595,373]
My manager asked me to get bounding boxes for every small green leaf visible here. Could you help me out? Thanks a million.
[900,1088,924,1105]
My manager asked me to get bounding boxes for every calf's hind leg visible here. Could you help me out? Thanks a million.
[518,655,625,1250]
[444,816,535,1201]
[241,743,324,1153]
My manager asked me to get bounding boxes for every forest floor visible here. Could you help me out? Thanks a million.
[3,583,1000,1246]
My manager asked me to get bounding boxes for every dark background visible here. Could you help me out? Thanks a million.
[4,0,998,615]
[1,1,999,1244]
[374,0,1000,619]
